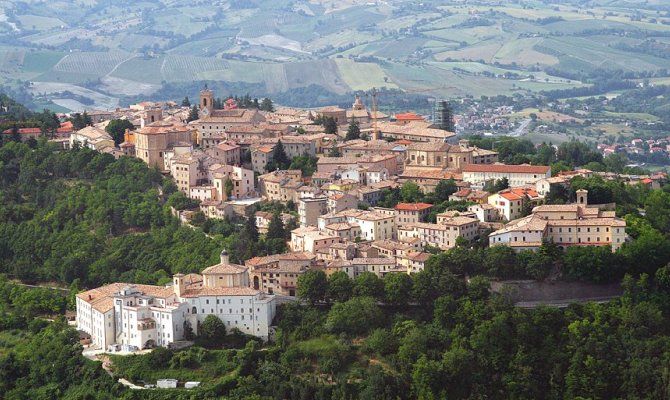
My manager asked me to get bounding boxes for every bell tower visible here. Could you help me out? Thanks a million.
[199,86,214,116]
[173,273,184,297]
[576,189,588,205]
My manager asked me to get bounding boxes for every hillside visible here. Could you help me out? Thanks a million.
[1,0,670,110]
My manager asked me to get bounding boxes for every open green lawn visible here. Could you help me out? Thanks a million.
[22,50,66,73]
[16,15,66,31]
[601,111,660,122]
[335,58,397,90]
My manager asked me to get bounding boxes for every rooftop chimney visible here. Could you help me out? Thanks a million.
[220,250,229,265]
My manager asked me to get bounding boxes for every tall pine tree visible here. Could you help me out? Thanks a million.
[187,105,199,122]
[345,120,361,141]
[270,140,290,170]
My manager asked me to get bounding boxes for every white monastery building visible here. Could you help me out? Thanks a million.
[76,251,276,350]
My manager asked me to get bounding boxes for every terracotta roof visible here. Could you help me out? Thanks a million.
[138,121,190,135]
[401,168,461,180]
[215,142,240,151]
[499,192,524,201]
[394,112,424,121]
[462,163,550,174]
[351,258,395,265]
[201,262,247,275]
[372,239,413,251]
[490,215,548,235]
[2,127,41,134]
[548,218,626,227]
[319,106,345,112]
[180,286,261,297]
[326,222,360,231]
[408,142,450,152]
[245,252,315,267]
[77,283,175,313]
[395,202,433,212]
[405,251,431,262]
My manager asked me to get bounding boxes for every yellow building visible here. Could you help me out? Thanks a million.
[135,121,193,171]
[489,191,627,251]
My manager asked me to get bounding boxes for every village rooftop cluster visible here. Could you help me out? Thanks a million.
[16,89,667,351]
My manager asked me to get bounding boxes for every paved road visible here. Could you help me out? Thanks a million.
[510,118,532,137]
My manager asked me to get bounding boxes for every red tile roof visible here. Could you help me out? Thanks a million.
[2,127,41,134]
[395,202,433,212]
[462,163,550,174]
[394,112,424,121]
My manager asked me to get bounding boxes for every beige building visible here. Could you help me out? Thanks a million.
[462,163,551,189]
[169,151,212,194]
[69,126,115,151]
[325,222,362,241]
[209,164,255,200]
[356,211,396,241]
[489,191,627,251]
[377,121,456,142]
[251,136,318,173]
[205,142,241,166]
[327,193,359,213]
[317,106,347,125]
[346,95,389,126]
[397,251,431,274]
[404,140,498,171]
[192,108,266,148]
[398,216,480,250]
[487,187,542,222]
[254,211,294,234]
[395,202,433,225]
[251,146,274,173]
[290,227,341,253]
[136,121,193,171]
[258,170,303,203]
[201,253,249,288]
[317,154,399,176]
[245,252,316,297]
[298,197,328,227]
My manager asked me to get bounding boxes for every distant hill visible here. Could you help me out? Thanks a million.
[1,0,670,110]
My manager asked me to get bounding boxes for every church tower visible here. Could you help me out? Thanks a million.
[353,95,365,110]
[576,189,588,205]
[173,273,184,297]
[199,86,214,116]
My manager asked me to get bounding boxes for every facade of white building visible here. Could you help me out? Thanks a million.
[76,252,277,350]
[462,164,551,189]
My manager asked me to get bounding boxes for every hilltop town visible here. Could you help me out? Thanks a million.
[7,86,661,352]
[3,83,670,399]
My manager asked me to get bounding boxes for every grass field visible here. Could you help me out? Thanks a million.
[525,131,597,145]
[22,50,66,73]
[153,11,213,38]
[537,37,669,73]
[335,58,397,90]
[3,0,670,109]
[601,111,660,122]
[304,30,381,53]
[493,38,559,66]
[510,108,585,123]
[52,51,133,76]
[16,15,66,31]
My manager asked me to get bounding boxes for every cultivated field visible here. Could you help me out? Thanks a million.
[1,0,669,110]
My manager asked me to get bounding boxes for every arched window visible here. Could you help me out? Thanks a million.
[192,307,197,314]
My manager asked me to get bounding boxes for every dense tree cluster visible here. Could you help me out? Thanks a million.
[105,119,135,146]
[0,140,224,286]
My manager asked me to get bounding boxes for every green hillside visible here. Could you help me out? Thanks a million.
[0,0,669,110]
